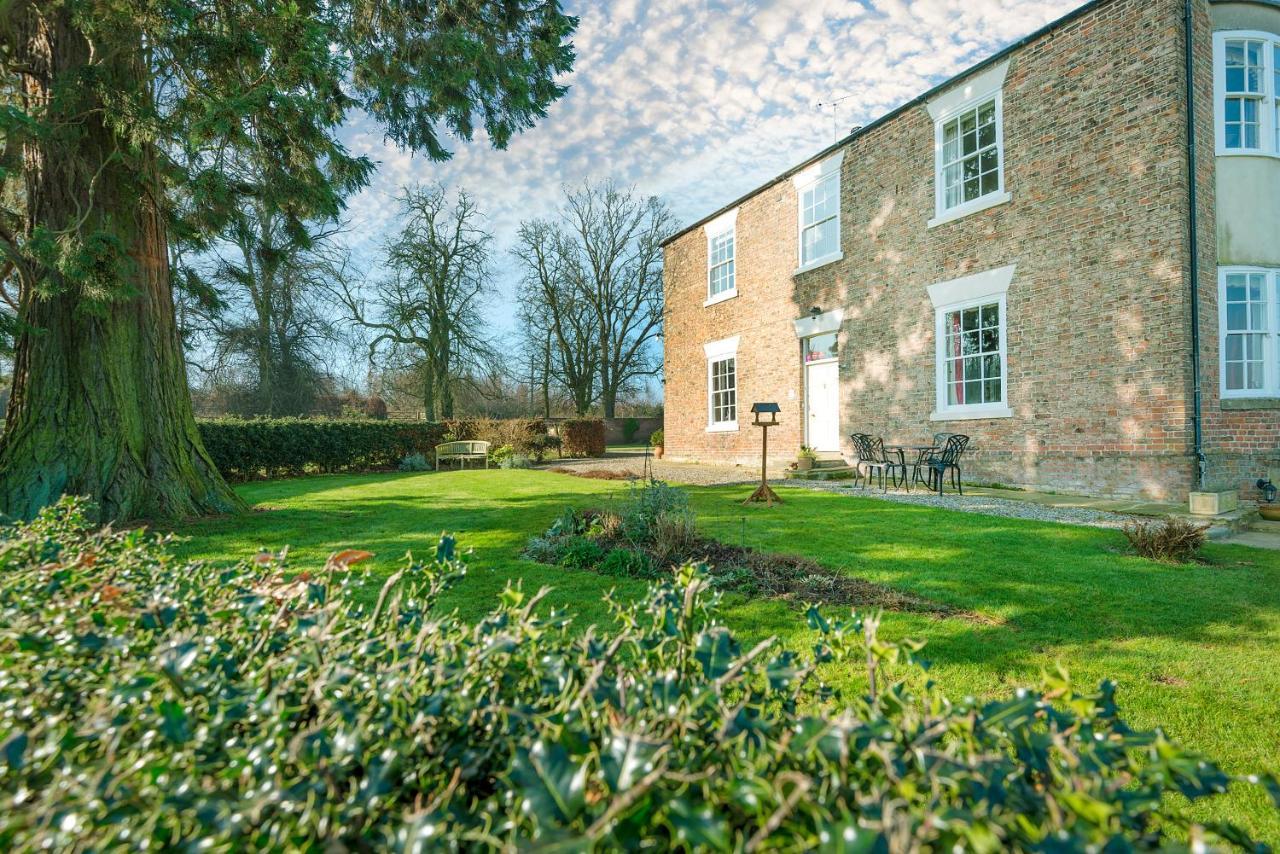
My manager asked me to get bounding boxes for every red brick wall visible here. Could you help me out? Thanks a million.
[664,0,1216,499]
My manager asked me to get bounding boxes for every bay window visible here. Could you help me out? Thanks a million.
[1220,267,1280,398]
[1216,32,1280,156]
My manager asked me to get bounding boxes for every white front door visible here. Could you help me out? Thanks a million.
[805,360,840,452]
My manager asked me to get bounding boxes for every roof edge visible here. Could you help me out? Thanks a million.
[661,0,1110,248]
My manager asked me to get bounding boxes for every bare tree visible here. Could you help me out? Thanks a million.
[181,212,347,415]
[514,219,600,416]
[332,185,495,420]
[557,180,674,418]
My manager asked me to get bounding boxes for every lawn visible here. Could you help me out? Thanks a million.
[171,468,1280,841]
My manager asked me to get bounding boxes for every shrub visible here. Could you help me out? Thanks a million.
[398,452,431,472]
[649,509,698,565]
[490,444,516,466]
[522,535,566,565]
[501,453,533,470]
[649,427,664,447]
[1,499,1273,850]
[622,417,640,442]
[447,418,548,456]
[527,434,561,462]
[620,480,690,541]
[560,418,606,458]
[556,535,606,569]
[198,418,557,480]
[598,547,657,579]
[1123,516,1209,562]
[198,418,449,480]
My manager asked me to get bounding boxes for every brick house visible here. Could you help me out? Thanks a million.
[661,0,1280,502]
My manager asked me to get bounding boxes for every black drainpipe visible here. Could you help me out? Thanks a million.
[1186,0,1207,490]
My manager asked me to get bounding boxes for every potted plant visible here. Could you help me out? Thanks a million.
[649,429,665,459]
[796,445,817,472]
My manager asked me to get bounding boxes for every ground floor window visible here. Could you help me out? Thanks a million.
[933,295,1007,417]
[1220,267,1280,397]
[704,336,740,431]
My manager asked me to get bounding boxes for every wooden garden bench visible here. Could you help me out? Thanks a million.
[434,440,490,470]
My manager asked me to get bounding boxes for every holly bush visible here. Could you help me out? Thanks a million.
[1,499,1275,850]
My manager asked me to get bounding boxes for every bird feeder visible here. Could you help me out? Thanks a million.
[744,403,782,506]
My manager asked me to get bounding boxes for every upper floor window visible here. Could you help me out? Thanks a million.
[1220,267,1280,398]
[1215,32,1280,156]
[935,95,1005,219]
[792,151,843,273]
[703,208,737,306]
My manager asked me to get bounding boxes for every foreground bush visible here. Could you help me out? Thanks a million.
[1,500,1275,850]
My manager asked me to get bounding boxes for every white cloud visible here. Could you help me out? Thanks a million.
[338,0,1083,334]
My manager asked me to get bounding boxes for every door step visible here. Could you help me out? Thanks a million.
[785,465,859,481]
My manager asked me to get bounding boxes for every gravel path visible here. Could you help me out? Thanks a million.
[541,452,1137,529]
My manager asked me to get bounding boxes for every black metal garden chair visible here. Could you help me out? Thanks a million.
[910,432,953,490]
[850,433,906,492]
[921,434,970,495]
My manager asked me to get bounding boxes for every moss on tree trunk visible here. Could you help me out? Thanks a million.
[0,6,243,522]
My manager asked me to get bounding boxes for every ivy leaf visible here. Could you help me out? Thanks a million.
[510,740,588,826]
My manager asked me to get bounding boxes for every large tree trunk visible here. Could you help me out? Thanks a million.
[0,6,243,522]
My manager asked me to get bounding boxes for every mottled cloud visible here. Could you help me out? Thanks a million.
[338,0,1083,333]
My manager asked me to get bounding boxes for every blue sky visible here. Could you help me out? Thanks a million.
[337,0,1083,336]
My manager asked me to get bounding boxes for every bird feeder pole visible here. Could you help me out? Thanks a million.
[744,403,782,506]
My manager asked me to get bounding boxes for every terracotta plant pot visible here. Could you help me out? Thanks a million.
[654,446,664,459]
[1260,505,1280,521]
[796,458,814,472]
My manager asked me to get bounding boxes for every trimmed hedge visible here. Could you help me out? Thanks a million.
[560,418,605,458]
[1,498,1275,850]
[198,419,449,480]
[198,418,555,480]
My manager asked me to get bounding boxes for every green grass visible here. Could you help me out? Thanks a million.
[169,469,1280,841]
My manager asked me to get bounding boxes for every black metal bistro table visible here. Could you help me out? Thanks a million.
[885,444,939,492]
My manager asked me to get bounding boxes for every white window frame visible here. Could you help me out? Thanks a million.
[1214,31,1280,158]
[704,335,740,432]
[791,151,844,274]
[929,92,1009,227]
[704,208,737,306]
[1218,266,1280,399]
[927,265,1015,421]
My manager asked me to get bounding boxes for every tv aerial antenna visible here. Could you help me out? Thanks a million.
[816,94,857,142]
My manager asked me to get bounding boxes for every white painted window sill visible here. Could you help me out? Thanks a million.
[928,192,1012,229]
[706,423,739,434]
[1215,149,1280,159]
[793,252,843,276]
[704,290,738,307]
[929,405,1013,422]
